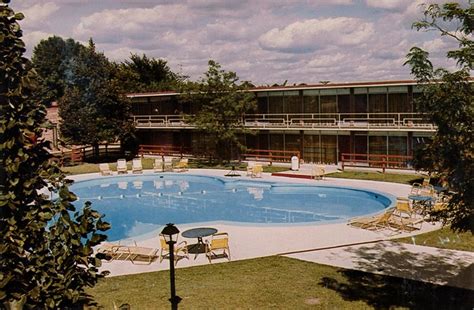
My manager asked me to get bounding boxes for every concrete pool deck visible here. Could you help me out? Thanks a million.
[69,169,473,290]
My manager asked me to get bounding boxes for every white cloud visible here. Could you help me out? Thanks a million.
[308,53,346,68]
[258,17,374,53]
[365,0,412,10]
[73,5,193,41]
[20,2,59,29]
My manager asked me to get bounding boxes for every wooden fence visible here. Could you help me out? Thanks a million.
[241,149,300,165]
[341,153,413,173]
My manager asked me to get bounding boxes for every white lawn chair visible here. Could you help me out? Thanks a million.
[99,163,112,176]
[312,165,325,180]
[132,158,143,174]
[153,158,164,172]
[163,157,173,171]
[117,159,128,174]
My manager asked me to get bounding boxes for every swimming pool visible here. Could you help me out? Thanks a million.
[70,174,393,241]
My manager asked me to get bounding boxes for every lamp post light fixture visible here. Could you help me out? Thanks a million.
[161,223,182,310]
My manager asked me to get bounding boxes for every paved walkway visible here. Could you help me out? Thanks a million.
[285,240,474,290]
[72,168,474,291]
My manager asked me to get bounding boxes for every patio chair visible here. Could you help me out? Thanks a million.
[246,161,255,176]
[95,242,128,262]
[96,242,158,264]
[206,232,231,263]
[132,158,143,174]
[153,157,164,172]
[393,199,414,219]
[159,234,189,265]
[391,199,423,231]
[251,164,263,178]
[99,163,112,176]
[348,208,395,231]
[117,159,128,174]
[410,183,422,195]
[163,156,173,171]
[312,165,325,180]
[174,158,188,172]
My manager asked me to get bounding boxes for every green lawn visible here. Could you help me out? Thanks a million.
[88,256,473,309]
[326,171,421,185]
[396,227,474,252]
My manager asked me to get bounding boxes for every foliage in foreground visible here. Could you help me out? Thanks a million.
[88,256,473,309]
[405,2,473,232]
[0,2,109,308]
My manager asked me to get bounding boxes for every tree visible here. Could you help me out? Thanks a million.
[31,35,84,105]
[404,2,473,232]
[181,60,256,162]
[0,1,109,308]
[117,53,186,93]
[59,39,133,157]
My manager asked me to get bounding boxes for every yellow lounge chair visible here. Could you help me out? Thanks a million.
[132,158,143,174]
[348,208,395,231]
[117,159,128,174]
[206,232,231,263]
[96,242,158,265]
[159,234,189,265]
[174,158,188,172]
[391,200,424,231]
[99,163,112,176]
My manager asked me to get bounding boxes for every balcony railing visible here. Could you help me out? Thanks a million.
[132,113,436,131]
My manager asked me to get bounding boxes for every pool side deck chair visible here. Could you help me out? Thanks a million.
[99,163,112,176]
[348,208,395,231]
[312,164,325,180]
[132,158,143,174]
[163,156,174,171]
[159,234,189,265]
[153,157,163,172]
[206,232,231,263]
[96,242,159,265]
[246,161,255,176]
[174,158,189,172]
[251,164,263,178]
[117,159,128,174]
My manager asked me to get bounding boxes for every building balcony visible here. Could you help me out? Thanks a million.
[132,113,436,132]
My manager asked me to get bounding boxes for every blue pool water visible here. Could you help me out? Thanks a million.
[70,174,393,241]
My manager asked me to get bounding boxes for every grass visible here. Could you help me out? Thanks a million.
[326,171,421,185]
[88,256,473,309]
[396,226,474,252]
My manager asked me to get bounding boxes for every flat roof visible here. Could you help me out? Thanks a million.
[126,79,422,98]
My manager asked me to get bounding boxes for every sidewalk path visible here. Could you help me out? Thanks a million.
[285,241,474,290]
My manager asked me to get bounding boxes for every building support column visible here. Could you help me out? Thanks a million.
[299,130,304,161]
[407,131,413,156]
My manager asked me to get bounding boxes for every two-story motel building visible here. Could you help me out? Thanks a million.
[127,80,435,164]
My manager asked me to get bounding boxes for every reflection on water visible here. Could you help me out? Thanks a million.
[71,174,391,241]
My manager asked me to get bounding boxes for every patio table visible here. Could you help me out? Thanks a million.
[182,227,218,258]
[408,194,436,214]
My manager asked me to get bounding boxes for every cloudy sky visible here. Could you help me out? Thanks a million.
[13,0,465,86]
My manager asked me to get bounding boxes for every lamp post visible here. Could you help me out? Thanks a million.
[161,223,182,310]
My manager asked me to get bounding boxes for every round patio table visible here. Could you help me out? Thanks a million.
[408,195,435,214]
[182,227,218,257]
